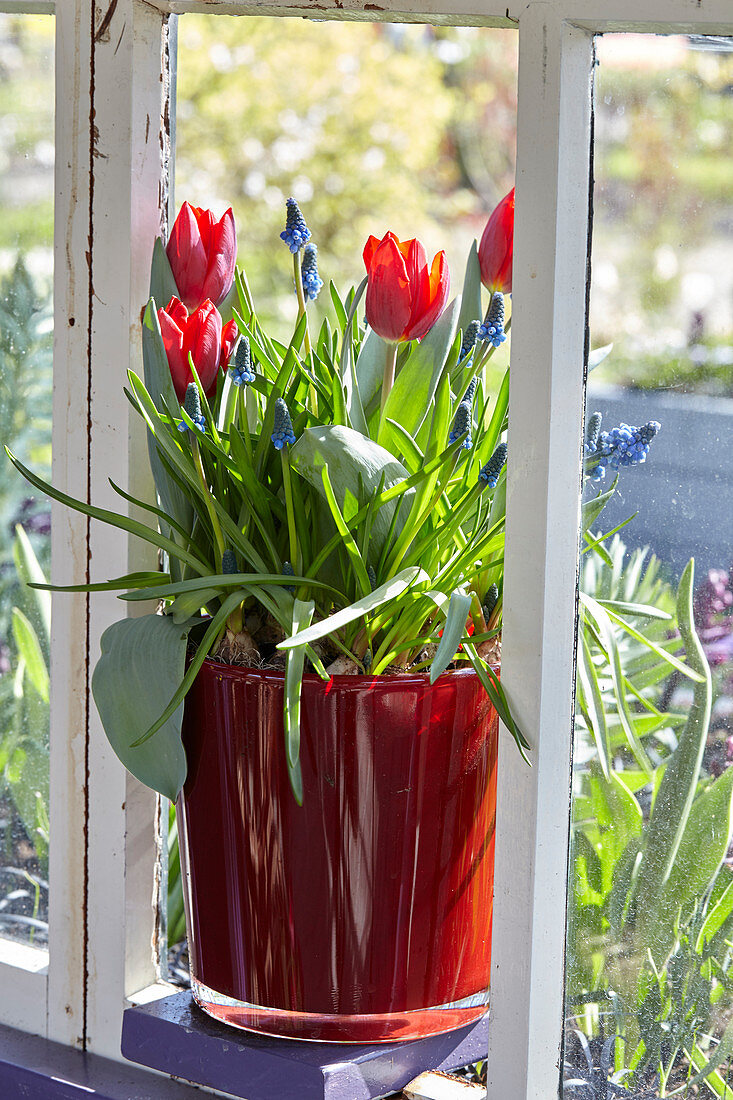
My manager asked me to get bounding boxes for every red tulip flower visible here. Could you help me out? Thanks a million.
[220,319,238,371]
[363,233,449,343]
[158,296,222,401]
[166,202,236,311]
[478,187,514,294]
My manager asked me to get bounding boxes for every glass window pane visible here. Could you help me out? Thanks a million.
[0,13,54,950]
[565,33,733,1096]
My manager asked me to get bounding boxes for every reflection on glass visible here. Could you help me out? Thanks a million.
[0,14,54,949]
[565,34,733,1097]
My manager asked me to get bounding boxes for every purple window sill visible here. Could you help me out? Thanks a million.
[121,991,490,1100]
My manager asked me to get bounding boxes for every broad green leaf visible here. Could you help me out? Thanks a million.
[640,766,733,965]
[632,560,712,928]
[12,609,48,702]
[149,238,179,312]
[378,298,460,446]
[577,631,610,779]
[91,614,199,801]
[430,590,471,684]
[278,567,427,650]
[351,325,386,415]
[456,240,483,338]
[290,425,412,568]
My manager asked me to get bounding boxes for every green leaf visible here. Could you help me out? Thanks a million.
[12,608,48,702]
[378,298,460,446]
[91,614,198,801]
[284,599,314,804]
[430,590,471,684]
[13,524,50,643]
[587,343,613,371]
[278,567,427,650]
[149,238,179,314]
[290,425,413,569]
[632,560,713,937]
[457,240,483,338]
[351,325,385,415]
[5,448,209,577]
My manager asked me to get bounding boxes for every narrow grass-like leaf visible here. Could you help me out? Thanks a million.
[284,599,315,803]
[430,590,471,684]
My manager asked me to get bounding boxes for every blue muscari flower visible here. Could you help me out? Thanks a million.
[222,549,238,574]
[283,560,295,592]
[367,565,377,590]
[280,198,311,254]
[230,336,255,387]
[271,397,296,450]
[460,320,481,361]
[483,583,499,620]
[449,401,473,449]
[479,441,507,489]
[463,376,478,406]
[301,243,323,301]
[477,292,506,349]
[589,420,661,483]
[584,411,602,455]
[179,382,206,433]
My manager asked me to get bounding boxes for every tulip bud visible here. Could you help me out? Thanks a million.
[166,202,236,311]
[158,296,223,402]
[478,188,514,295]
[363,232,450,343]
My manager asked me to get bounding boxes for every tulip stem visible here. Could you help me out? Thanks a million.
[380,343,399,419]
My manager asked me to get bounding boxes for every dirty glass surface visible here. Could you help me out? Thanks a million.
[565,33,733,1098]
[0,14,53,952]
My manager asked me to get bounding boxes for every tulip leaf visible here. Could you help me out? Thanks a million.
[141,300,194,545]
[91,613,200,801]
[457,240,483,338]
[149,237,179,314]
[430,589,472,683]
[290,425,413,568]
[588,342,613,371]
[352,327,387,415]
[378,297,460,449]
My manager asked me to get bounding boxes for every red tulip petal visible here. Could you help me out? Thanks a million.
[478,187,514,294]
[403,237,432,338]
[363,235,383,273]
[202,208,237,306]
[194,207,216,255]
[404,250,450,341]
[165,295,189,328]
[364,235,412,342]
[157,305,189,401]
[166,203,208,311]
[220,319,238,370]
[182,300,222,392]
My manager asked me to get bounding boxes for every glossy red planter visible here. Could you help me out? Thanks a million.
[176,660,498,1043]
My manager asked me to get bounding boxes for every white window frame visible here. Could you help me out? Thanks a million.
[0,1,730,1096]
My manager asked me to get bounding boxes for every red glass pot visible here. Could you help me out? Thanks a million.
[176,660,498,1043]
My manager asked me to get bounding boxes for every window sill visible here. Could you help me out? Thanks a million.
[0,1018,209,1098]
[122,991,489,1100]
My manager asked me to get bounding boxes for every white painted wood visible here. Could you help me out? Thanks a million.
[0,944,48,1035]
[82,0,173,1061]
[485,9,593,1100]
[152,0,733,33]
[46,0,94,1050]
